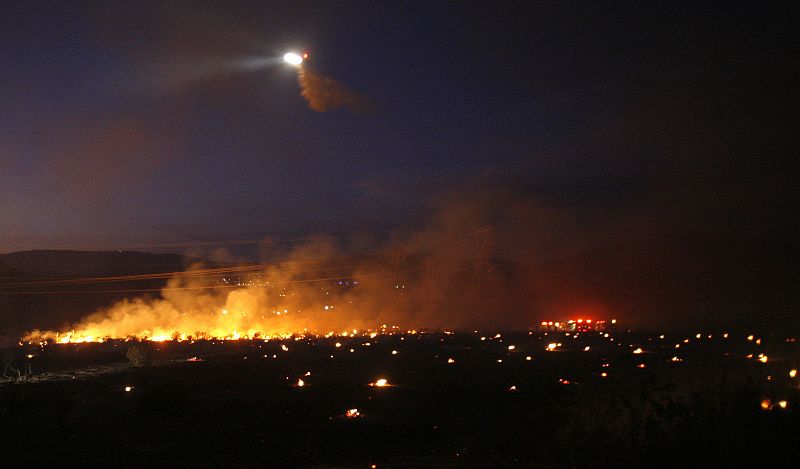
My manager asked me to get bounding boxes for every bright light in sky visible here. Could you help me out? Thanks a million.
[284,52,303,65]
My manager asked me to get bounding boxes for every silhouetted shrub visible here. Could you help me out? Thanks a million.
[126,344,152,366]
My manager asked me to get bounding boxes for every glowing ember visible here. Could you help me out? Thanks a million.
[124,386,133,392]
[525,356,532,361]
[790,369,797,378]
[632,347,643,354]
[546,343,558,350]
[507,345,516,351]
[447,358,455,364]
[778,400,788,409]
[508,385,517,391]
[761,399,771,410]
[758,354,768,363]
[296,378,305,387]
[369,378,389,387]
[345,408,361,418]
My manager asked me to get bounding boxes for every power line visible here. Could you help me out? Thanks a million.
[0,269,424,295]
[0,257,383,288]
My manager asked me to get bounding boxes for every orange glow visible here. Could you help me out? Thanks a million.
[369,378,389,387]
[21,262,426,344]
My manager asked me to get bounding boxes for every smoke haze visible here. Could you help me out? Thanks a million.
[21,183,799,343]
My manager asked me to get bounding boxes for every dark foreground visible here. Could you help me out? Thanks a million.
[2,330,800,467]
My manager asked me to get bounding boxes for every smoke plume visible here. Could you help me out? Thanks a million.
[297,68,376,113]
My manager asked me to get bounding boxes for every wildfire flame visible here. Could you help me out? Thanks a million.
[20,261,407,344]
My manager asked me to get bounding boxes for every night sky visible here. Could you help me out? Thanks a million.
[0,1,796,255]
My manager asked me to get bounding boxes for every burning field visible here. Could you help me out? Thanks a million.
[4,202,800,466]
[3,327,800,466]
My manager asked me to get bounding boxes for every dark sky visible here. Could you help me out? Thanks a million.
[0,1,796,254]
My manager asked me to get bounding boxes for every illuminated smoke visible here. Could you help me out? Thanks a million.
[21,198,538,342]
[297,67,375,113]
[23,257,386,342]
[20,189,643,343]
